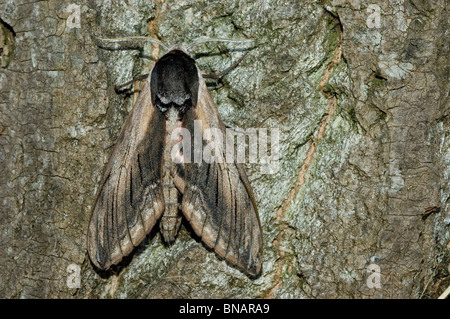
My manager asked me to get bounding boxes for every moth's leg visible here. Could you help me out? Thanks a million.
[115,73,149,91]
[202,51,249,81]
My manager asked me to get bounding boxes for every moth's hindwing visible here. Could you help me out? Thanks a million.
[87,78,166,270]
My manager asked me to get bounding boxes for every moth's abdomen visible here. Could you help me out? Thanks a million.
[160,182,182,243]
[160,108,182,243]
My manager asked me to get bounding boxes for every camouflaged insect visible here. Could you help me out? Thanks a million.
[87,43,262,278]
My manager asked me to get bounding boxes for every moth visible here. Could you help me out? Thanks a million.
[87,38,263,277]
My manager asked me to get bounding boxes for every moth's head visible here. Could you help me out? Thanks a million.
[148,37,253,119]
[96,36,253,118]
[150,48,199,119]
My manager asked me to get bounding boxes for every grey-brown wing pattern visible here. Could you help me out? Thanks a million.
[87,78,166,270]
[180,75,263,277]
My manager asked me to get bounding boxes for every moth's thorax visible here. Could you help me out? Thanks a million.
[151,49,199,117]
[164,107,180,130]
[163,107,182,173]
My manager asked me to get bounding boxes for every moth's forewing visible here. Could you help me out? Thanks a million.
[87,78,166,270]
[181,72,263,277]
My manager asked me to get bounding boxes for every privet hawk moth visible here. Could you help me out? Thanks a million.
[87,39,263,277]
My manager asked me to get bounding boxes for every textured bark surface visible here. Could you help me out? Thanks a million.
[0,0,448,298]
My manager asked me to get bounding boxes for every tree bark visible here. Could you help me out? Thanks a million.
[0,0,448,298]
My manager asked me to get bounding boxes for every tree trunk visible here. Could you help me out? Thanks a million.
[0,0,448,298]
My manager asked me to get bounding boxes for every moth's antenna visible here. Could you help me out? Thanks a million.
[187,37,254,51]
[96,36,169,52]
